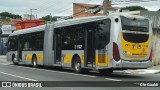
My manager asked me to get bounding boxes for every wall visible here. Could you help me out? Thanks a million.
[73,3,104,18]
[140,11,160,65]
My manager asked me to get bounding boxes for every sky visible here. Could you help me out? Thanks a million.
[0,0,159,18]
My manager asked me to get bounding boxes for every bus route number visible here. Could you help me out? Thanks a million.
[74,45,82,50]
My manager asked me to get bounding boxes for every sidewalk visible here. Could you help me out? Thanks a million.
[0,55,8,64]
[0,55,6,58]
[124,65,160,74]
[149,65,160,70]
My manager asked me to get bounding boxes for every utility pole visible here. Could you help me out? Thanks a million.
[30,9,37,20]
[50,13,52,23]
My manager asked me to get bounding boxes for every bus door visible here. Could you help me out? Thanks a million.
[54,31,62,64]
[84,29,95,67]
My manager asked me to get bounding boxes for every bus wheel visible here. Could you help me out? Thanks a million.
[98,69,113,75]
[32,56,38,68]
[73,57,82,74]
[12,55,18,65]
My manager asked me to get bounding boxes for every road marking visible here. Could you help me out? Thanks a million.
[0,63,96,78]
[0,63,9,65]
[105,78,122,81]
[0,71,37,81]
[0,63,122,81]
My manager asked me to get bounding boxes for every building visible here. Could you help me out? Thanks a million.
[0,24,16,55]
[103,0,120,15]
[73,3,104,18]
[23,14,36,20]
[16,20,45,30]
[140,11,160,65]
[0,19,45,55]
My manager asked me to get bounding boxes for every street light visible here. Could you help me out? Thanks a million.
[30,9,37,20]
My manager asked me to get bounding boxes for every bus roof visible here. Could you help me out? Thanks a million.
[9,25,46,36]
[54,16,107,28]
[9,16,108,36]
[9,15,147,37]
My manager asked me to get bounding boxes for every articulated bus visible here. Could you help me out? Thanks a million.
[6,15,152,74]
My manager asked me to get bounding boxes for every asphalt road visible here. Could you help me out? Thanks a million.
[0,56,160,90]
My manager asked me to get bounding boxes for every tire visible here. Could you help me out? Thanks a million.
[99,69,113,75]
[73,57,82,74]
[12,55,18,65]
[32,56,38,68]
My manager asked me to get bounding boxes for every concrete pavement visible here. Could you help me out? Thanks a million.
[0,55,160,90]
[0,55,160,74]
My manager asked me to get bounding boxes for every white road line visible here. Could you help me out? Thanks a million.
[0,71,37,81]
[105,78,122,81]
[0,63,122,81]
[0,63,96,78]
[0,63,9,65]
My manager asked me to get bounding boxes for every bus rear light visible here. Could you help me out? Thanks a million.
[149,49,152,62]
[113,42,120,61]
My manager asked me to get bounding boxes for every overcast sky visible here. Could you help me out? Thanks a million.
[0,0,159,18]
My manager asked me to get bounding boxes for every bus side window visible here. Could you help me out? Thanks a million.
[95,19,111,50]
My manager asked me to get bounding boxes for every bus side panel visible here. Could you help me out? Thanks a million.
[62,50,84,68]
[43,25,54,66]
[21,51,43,65]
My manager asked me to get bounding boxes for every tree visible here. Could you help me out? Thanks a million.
[120,6,148,12]
[0,12,12,17]
[42,15,57,21]
[11,14,22,19]
[158,9,160,11]
[0,12,22,21]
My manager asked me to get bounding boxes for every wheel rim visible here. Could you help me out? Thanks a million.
[75,61,80,71]
[33,58,37,67]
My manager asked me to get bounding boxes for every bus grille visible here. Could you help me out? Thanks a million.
[98,54,106,63]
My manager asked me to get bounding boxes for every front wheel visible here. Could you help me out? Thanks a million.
[12,55,18,65]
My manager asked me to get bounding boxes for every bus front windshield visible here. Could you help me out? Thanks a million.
[121,16,149,32]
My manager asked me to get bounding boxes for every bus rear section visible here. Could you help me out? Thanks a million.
[113,16,152,69]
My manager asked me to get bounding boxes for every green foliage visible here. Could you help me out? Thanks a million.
[42,15,57,21]
[158,9,160,11]
[0,12,22,21]
[120,6,148,12]
[2,17,11,21]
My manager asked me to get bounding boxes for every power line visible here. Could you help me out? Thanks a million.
[55,0,92,16]
[36,0,67,14]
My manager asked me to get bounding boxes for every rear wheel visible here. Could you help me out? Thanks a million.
[99,69,113,75]
[32,56,38,68]
[73,57,82,74]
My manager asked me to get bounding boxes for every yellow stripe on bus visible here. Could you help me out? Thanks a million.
[25,54,43,62]
[37,54,43,62]
[96,54,110,66]
[80,55,84,64]
[25,54,32,61]
[64,54,73,63]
